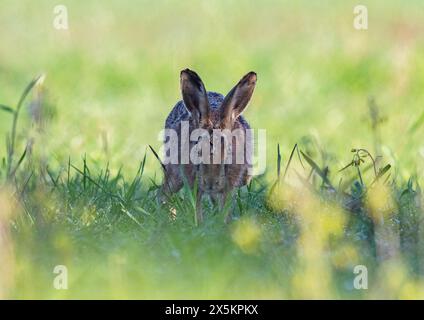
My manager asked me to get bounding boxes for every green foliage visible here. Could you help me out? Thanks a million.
[1,0,424,299]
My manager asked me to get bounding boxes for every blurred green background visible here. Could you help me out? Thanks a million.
[1,0,424,179]
[1,0,424,299]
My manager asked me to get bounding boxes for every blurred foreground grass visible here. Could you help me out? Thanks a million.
[1,0,424,299]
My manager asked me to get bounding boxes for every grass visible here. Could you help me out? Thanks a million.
[1,0,424,299]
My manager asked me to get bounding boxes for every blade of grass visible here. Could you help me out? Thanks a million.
[277,144,281,179]
[120,203,144,229]
[0,104,14,114]
[149,144,166,172]
[7,75,44,178]
[408,110,424,134]
[125,152,147,203]
[370,164,391,186]
[9,143,28,177]
[339,160,354,173]
[283,143,298,181]
[300,150,334,190]
[71,164,119,200]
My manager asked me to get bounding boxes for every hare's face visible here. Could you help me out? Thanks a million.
[198,163,226,193]
[193,130,227,193]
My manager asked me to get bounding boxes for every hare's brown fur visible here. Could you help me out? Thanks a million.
[160,69,257,223]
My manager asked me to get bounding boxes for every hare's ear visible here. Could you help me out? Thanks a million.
[180,69,210,126]
[220,71,256,128]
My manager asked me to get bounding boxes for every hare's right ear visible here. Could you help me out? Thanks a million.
[220,71,256,129]
[180,69,210,126]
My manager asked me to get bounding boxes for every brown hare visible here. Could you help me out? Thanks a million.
[160,69,257,224]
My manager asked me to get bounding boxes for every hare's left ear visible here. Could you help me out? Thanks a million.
[180,68,210,127]
[220,71,257,128]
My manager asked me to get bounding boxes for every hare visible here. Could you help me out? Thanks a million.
[160,69,257,223]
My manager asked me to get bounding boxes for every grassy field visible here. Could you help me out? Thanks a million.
[1,0,424,299]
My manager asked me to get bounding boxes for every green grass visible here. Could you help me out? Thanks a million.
[1,0,424,299]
